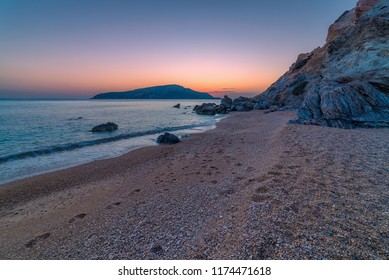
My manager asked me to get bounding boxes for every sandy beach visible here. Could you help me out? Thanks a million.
[0,111,388,259]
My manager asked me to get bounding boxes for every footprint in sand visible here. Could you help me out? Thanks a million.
[274,164,284,170]
[256,186,269,193]
[271,178,283,184]
[106,202,121,209]
[267,171,283,176]
[251,194,269,203]
[251,186,270,203]
[288,165,301,169]
[220,188,235,196]
[69,213,87,223]
[246,166,255,172]
[245,176,269,186]
[25,232,50,248]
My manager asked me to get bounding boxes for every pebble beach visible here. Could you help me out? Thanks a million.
[0,111,388,259]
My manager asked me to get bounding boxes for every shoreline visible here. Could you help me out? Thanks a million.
[0,113,223,186]
[0,111,388,259]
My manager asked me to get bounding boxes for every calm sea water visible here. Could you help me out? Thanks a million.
[0,99,222,184]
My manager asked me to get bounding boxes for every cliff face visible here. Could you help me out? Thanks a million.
[255,0,389,128]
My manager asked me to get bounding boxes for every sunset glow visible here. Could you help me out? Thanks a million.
[0,0,357,98]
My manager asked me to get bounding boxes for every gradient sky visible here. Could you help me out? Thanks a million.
[0,0,357,98]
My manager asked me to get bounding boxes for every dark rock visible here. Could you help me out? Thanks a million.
[173,103,180,108]
[150,244,163,253]
[68,117,83,120]
[231,96,255,111]
[193,103,218,115]
[336,76,354,84]
[157,132,180,144]
[290,53,312,71]
[215,104,228,114]
[91,122,118,132]
[221,95,233,108]
[292,81,308,96]
[254,100,271,110]
[297,81,389,128]
[264,106,278,114]
[193,95,255,115]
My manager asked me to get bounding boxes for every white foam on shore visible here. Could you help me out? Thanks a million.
[0,115,226,185]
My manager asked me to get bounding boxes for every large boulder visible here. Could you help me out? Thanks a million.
[231,96,255,111]
[193,103,219,115]
[254,0,389,128]
[91,122,118,132]
[157,132,180,144]
[220,95,233,108]
[193,95,256,115]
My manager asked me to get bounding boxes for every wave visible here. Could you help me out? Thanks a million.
[0,123,212,164]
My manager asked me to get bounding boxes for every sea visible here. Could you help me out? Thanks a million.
[0,99,222,185]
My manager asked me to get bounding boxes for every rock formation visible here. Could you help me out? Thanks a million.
[255,0,389,128]
[156,132,180,144]
[230,97,255,111]
[193,95,256,115]
[91,122,118,132]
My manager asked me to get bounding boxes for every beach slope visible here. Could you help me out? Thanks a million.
[0,111,388,259]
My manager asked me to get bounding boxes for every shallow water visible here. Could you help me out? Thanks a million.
[0,99,221,184]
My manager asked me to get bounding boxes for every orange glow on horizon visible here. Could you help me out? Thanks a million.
[1,50,286,98]
[1,0,358,99]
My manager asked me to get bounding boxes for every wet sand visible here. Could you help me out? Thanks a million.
[0,111,388,259]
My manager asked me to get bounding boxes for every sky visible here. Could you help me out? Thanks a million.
[0,0,357,98]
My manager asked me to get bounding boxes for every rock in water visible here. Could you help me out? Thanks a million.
[173,103,180,108]
[91,122,118,132]
[157,133,180,144]
[193,103,219,115]
[254,0,389,128]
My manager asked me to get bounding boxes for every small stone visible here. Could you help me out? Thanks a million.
[150,244,163,253]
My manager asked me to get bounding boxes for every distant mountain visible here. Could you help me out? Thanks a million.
[91,85,216,99]
[255,0,389,128]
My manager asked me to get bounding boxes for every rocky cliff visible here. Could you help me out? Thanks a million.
[255,0,389,128]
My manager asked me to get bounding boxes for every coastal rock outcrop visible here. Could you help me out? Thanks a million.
[156,132,180,144]
[193,103,227,115]
[220,95,233,108]
[173,103,180,108]
[231,97,255,111]
[254,0,389,128]
[91,122,118,132]
[193,95,256,115]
